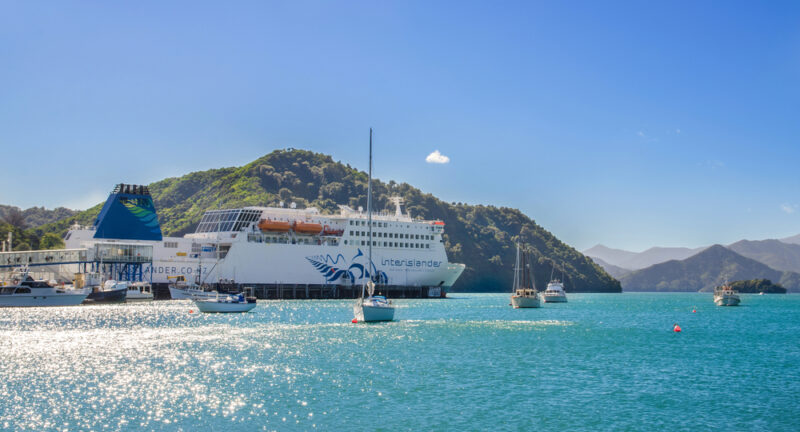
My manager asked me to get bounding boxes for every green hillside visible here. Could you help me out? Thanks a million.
[727,279,786,294]
[15,149,620,293]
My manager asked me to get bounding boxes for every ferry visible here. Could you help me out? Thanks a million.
[65,184,466,297]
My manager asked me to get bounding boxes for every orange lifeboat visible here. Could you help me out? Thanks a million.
[322,225,344,236]
[258,219,292,232]
[293,221,323,235]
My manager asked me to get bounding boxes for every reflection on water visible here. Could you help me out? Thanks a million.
[1,294,799,431]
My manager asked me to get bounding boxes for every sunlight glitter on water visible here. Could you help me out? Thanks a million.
[1,294,799,431]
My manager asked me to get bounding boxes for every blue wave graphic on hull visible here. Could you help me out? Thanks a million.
[306,249,387,284]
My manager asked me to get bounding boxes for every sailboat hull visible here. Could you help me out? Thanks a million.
[354,303,395,322]
[511,295,541,308]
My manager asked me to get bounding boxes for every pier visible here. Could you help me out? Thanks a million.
[152,282,443,300]
[0,243,153,283]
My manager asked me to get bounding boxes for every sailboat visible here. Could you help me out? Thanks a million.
[510,244,541,308]
[543,263,568,303]
[353,128,395,322]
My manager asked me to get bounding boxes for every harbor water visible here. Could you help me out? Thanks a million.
[1,293,798,431]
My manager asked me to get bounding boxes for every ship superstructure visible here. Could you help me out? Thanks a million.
[65,186,465,298]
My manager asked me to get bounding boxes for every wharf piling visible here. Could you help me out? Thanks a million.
[153,283,441,300]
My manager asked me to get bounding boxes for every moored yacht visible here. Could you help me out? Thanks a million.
[126,281,154,302]
[352,128,396,322]
[510,244,541,308]
[354,281,395,322]
[0,270,89,307]
[79,272,127,304]
[168,275,219,300]
[193,292,256,313]
[714,283,740,306]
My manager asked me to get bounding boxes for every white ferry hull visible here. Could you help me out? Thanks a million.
[511,295,541,308]
[194,301,256,313]
[0,293,88,307]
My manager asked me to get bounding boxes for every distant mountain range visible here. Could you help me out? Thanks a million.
[588,257,632,279]
[619,245,800,292]
[583,244,706,270]
[586,235,800,293]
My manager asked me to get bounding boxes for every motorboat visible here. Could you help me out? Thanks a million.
[0,270,88,307]
[510,244,541,308]
[126,281,154,302]
[543,280,568,303]
[81,272,127,304]
[168,275,219,300]
[193,292,256,313]
[714,283,740,306]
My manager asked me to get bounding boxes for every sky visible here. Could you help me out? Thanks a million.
[1,1,799,252]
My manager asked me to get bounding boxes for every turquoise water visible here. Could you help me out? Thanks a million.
[1,293,799,431]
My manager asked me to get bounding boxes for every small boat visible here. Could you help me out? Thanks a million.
[193,292,256,313]
[352,129,396,323]
[354,282,395,322]
[0,269,89,307]
[543,266,568,303]
[714,282,741,306]
[126,281,154,302]
[82,273,128,304]
[511,244,541,308]
[168,275,219,300]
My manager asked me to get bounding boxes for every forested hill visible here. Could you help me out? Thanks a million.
[23,149,621,293]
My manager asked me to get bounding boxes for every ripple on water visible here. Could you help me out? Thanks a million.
[1,294,799,431]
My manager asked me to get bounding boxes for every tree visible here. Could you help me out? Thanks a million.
[2,208,26,230]
[40,233,65,249]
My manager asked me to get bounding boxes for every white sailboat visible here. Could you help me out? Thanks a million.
[353,128,395,322]
[510,244,541,308]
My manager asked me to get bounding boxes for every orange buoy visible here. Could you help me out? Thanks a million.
[351,318,358,323]
[673,324,681,332]
[692,309,696,313]
[189,309,194,314]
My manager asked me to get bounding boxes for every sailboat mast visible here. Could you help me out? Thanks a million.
[368,127,373,278]
[513,243,520,292]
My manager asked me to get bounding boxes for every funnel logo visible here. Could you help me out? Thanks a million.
[121,198,161,234]
[306,249,388,284]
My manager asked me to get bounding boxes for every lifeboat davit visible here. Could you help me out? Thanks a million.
[294,221,323,235]
[258,219,291,232]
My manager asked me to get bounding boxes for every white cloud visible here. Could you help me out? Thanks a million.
[637,131,646,138]
[781,203,797,214]
[425,150,450,164]
[676,129,681,134]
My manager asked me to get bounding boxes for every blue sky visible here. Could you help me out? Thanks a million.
[1,1,799,251]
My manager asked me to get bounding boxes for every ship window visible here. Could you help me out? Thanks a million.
[15,287,31,294]
[361,241,365,246]
[426,244,430,249]
[344,240,347,245]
